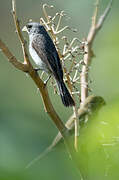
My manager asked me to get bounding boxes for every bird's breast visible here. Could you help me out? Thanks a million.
[29,43,42,66]
[29,43,50,73]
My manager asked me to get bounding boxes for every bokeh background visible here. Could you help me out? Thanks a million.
[0,0,119,179]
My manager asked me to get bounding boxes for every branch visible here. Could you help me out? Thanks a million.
[12,0,31,66]
[80,0,113,105]
[96,0,113,30]
[0,39,28,72]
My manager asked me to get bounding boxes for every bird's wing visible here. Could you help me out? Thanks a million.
[32,34,63,81]
[32,35,50,68]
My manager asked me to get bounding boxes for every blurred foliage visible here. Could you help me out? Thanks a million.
[0,0,119,179]
[78,98,119,180]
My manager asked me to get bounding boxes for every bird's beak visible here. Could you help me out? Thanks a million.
[22,26,28,32]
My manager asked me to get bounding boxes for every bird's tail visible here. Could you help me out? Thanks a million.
[57,80,75,107]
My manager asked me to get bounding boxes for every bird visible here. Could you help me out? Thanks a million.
[22,22,75,107]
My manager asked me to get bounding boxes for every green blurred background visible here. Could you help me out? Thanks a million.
[0,0,119,179]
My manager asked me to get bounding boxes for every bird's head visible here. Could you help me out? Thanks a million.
[22,22,45,35]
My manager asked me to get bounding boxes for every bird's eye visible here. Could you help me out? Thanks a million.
[27,25,32,29]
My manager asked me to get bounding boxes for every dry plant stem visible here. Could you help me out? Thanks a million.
[64,67,79,151]
[55,11,63,32]
[80,0,113,105]
[65,69,79,151]
[73,105,79,151]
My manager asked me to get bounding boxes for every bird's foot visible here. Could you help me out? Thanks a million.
[34,68,41,72]
[44,75,51,86]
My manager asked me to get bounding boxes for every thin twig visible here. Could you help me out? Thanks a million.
[43,4,53,22]
[55,11,64,32]
[96,0,113,30]
[12,0,30,65]
[92,0,99,26]
[73,105,79,151]
[80,0,113,105]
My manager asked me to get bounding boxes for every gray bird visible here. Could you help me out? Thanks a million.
[22,22,75,107]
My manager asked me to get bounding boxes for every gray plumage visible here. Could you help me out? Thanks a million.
[24,22,75,107]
